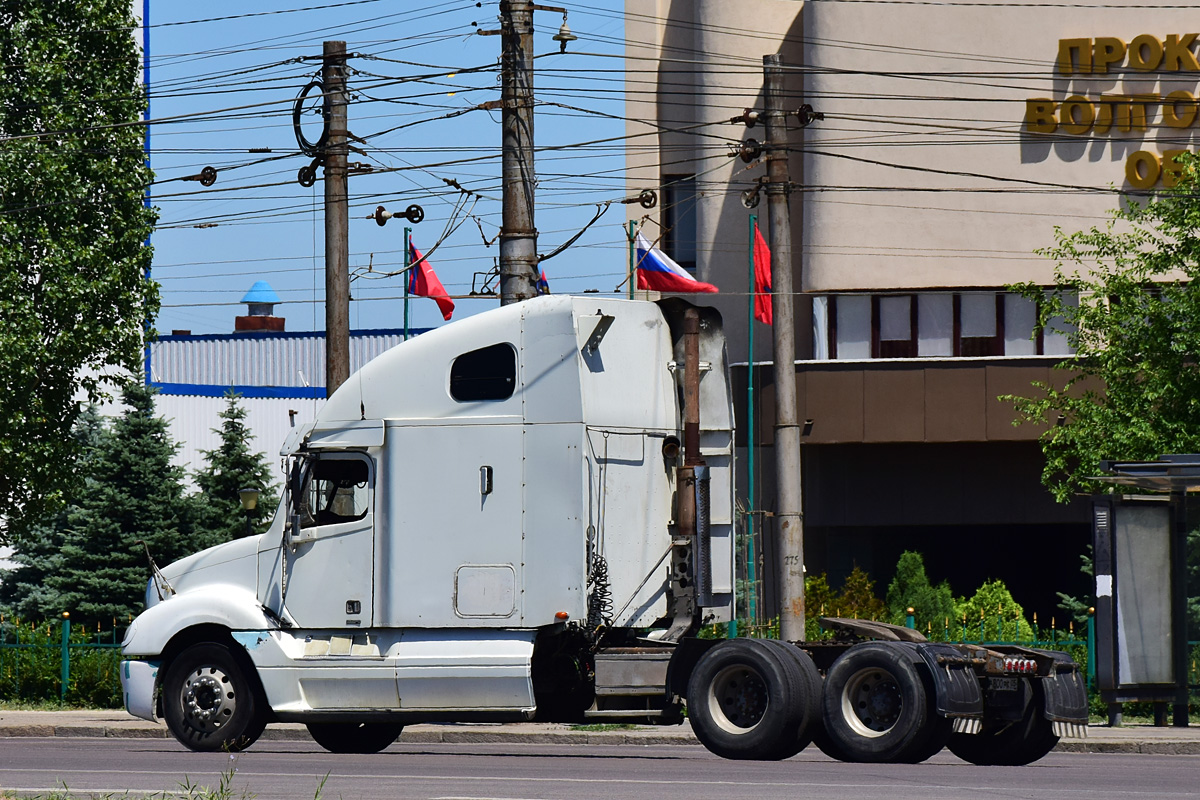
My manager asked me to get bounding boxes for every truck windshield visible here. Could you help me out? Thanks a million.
[299,457,370,528]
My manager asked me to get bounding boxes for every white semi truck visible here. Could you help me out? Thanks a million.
[121,296,1087,763]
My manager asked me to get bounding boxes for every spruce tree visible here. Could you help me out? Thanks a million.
[885,551,957,632]
[0,406,105,620]
[46,383,192,625]
[193,393,279,545]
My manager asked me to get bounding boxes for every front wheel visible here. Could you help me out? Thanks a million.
[307,722,404,753]
[163,642,267,752]
[687,639,808,760]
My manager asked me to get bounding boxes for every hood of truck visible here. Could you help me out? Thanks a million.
[158,535,261,601]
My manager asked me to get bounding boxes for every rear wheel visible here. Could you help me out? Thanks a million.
[948,679,1059,766]
[163,642,266,753]
[686,639,806,760]
[761,640,823,758]
[307,722,404,754]
[822,642,943,763]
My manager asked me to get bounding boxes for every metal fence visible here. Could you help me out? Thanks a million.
[0,614,123,704]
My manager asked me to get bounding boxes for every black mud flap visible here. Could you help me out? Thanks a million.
[1041,668,1088,725]
[914,643,984,721]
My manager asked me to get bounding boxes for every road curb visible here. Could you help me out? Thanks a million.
[0,722,1195,754]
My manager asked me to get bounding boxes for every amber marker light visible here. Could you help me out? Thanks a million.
[555,611,569,621]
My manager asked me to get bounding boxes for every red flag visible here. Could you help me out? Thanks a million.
[408,237,454,321]
[753,224,772,325]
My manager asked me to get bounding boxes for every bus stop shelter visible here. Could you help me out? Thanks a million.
[1094,455,1198,727]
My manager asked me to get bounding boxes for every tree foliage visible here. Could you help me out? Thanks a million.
[0,407,105,619]
[885,550,957,631]
[957,579,1036,642]
[1007,153,1200,501]
[44,383,192,625]
[0,1,158,536]
[193,394,279,544]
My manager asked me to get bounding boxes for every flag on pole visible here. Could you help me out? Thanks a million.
[753,224,773,325]
[408,237,455,321]
[635,232,718,294]
[537,270,551,295]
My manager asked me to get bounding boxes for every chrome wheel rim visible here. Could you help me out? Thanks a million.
[707,664,769,734]
[180,665,236,733]
[841,666,901,738]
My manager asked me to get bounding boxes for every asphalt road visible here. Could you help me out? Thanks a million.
[1,738,1198,800]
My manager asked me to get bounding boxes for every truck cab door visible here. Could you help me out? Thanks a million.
[276,452,376,629]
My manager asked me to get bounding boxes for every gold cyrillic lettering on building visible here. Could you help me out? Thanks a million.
[1025,99,1057,133]
[1111,95,1154,131]
[1163,34,1200,72]
[1057,38,1092,75]
[1161,150,1188,188]
[1092,97,1114,134]
[1161,90,1198,128]
[1127,35,1164,71]
[1092,38,1126,73]
[1125,150,1160,189]
[1059,96,1094,135]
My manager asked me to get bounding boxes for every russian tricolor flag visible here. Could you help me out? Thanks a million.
[635,233,718,294]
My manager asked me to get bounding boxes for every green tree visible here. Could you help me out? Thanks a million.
[192,394,279,545]
[0,407,105,620]
[837,565,888,621]
[956,579,1036,642]
[0,1,158,538]
[45,383,191,625]
[1007,153,1200,501]
[885,551,957,632]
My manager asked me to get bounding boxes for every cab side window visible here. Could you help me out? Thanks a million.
[300,457,370,528]
[450,343,517,401]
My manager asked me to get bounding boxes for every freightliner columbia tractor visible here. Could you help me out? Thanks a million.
[120,296,1088,763]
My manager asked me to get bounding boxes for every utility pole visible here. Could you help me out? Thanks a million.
[498,0,538,304]
[324,40,350,395]
[764,52,805,642]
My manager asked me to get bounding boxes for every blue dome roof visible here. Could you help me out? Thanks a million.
[240,280,281,304]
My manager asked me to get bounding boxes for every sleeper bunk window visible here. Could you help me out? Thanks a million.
[450,343,517,401]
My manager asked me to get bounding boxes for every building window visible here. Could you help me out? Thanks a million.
[820,291,1075,360]
[874,295,917,358]
[661,174,697,270]
[956,293,1003,356]
[450,343,517,401]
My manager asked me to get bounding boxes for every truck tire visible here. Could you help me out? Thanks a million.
[307,722,404,754]
[686,639,807,760]
[163,642,267,752]
[821,642,942,763]
[947,679,1059,766]
[760,640,823,758]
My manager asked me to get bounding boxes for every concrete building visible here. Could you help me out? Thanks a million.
[623,0,1200,615]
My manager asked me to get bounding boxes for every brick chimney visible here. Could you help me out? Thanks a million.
[235,281,285,332]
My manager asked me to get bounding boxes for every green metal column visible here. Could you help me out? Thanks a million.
[59,612,70,702]
[627,220,636,300]
[403,226,411,340]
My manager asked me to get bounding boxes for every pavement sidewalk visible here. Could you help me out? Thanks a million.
[1,710,1198,754]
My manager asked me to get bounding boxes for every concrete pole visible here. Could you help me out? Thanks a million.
[499,0,538,305]
[323,40,350,395]
[764,53,805,642]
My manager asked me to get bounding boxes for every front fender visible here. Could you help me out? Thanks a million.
[122,586,275,657]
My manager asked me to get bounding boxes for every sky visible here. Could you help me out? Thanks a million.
[143,0,632,336]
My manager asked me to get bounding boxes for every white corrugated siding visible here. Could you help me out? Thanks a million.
[156,394,319,487]
[151,331,409,388]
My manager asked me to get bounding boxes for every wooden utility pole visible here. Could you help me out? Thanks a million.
[764,53,806,642]
[324,40,350,395]
[498,0,538,304]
